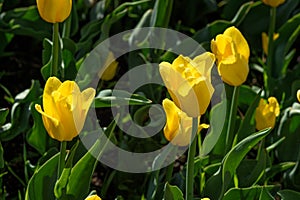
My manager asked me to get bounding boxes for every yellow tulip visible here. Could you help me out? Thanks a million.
[159,52,215,117]
[36,0,72,23]
[201,198,210,200]
[297,90,300,103]
[262,0,285,7]
[99,51,119,81]
[211,26,250,86]
[162,98,209,146]
[262,32,279,55]
[85,195,102,200]
[255,97,280,130]
[35,77,95,141]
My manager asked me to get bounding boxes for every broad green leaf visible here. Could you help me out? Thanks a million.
[0,108,9,125]
[230,1,253,26]
[273,13,300,78]
[201,100,227,156]
[0,6,51,40]
[65,119,117,199]
[276,103,300,162]
[0,80,41,141]
[222,128,271,193]
[265,162,296,182]
[236,88,261,142]
[54,141,79,199]
[150,0,173,28]
[223,186,276,200]
[27,101,57,155]
[94,89,152,108]
[163,183,184,200]
[25,153,59,200]
[277,190,300,199]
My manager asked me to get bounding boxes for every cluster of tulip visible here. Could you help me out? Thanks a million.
[30,0,298,199]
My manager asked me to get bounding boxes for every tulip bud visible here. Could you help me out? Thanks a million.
[85,195,102,200]
[36,0,72,23]
[262,0,285,7]
[297,90,300,103]
[262,32,279,55]
[35,77,95,141]
[211,26,250,86]
[99,51,119,81]
[255,97,280,130]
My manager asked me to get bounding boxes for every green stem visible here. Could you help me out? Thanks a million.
[226,86,239,152]
[266,7,276,95]
[57,141,67,179]
[52,23,60,77]
[186,117,198,200]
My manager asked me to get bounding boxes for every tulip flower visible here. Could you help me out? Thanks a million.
[297,90,300,103]
[262,0,285,7]
[162,98,209,146]
[255,97,280,130]
[211,26,250,86]
[262,32,279,55]
[99,51,119,81]
[159,52,215,117]
[36,0,72,23]
[85,195,102,200]
[35,77,95,141]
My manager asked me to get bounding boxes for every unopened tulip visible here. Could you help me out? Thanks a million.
[36,0,72,23]
[162,98,209,146]
[35,77,95,141]
[85,194,102,200]
[255,97,280,130]
[211,26,250,86]
[262,32,279,55]
[159,52,215,117]
[99,52,119,81]
[262,0,285,7]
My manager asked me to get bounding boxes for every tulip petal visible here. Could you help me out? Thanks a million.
[223,26,250,60]
[162,99,180,142]
[43,77,62,117]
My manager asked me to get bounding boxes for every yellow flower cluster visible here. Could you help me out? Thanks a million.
[160,26,250,145]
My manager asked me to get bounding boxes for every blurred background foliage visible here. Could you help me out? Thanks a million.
[0,0,299,199]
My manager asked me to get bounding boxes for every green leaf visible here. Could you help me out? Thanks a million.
[0,108,9,125]
[276,103,300,162]
[236,88,261,142]
[222,128,271,194]
[223,186,276,200]
[94,89,152,108]
[150,0,173,28]
[273,13,300,78]
[65,119,117,199]
[0,142,3,168]
[27,101,57,155]
[163,183,184,200]
[201,100,227,156]
[54,141,79,199]
[277,190,300,199]
[0,80,41,141]
[265,162,296,182]
[25,153,59,200]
